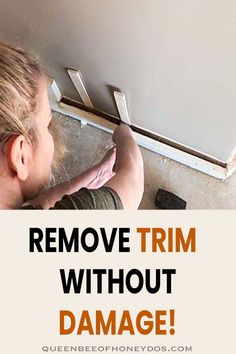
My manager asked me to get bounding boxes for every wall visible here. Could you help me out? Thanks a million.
[0,0,236,161]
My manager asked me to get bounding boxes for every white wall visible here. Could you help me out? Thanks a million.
[1,0,236,161]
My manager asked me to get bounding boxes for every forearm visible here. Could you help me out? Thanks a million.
[115,137,143,173]
[105,125,144,209]
[27,164,106,209]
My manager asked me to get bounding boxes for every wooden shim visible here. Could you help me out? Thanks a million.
[48,82,87,125]
[114,91,131,125]
[67,69,94,108]
[48,79,61,102]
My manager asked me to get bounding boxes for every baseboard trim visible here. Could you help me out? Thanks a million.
[48,81,236,180]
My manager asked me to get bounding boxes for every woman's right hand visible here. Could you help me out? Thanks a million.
[112,124,134,144]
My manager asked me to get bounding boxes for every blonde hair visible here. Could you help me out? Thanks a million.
[0,41,44,144]
[0,41,66,174]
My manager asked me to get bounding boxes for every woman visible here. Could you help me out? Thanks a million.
[0,41,144,209]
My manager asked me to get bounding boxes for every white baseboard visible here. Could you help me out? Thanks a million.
[48,81,236,180]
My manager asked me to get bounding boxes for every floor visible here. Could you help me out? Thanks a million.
[53,112,236,209]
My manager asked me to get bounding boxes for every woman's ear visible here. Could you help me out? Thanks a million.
[6,135,32,181]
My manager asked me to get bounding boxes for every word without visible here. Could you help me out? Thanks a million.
[60,268,176,294]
